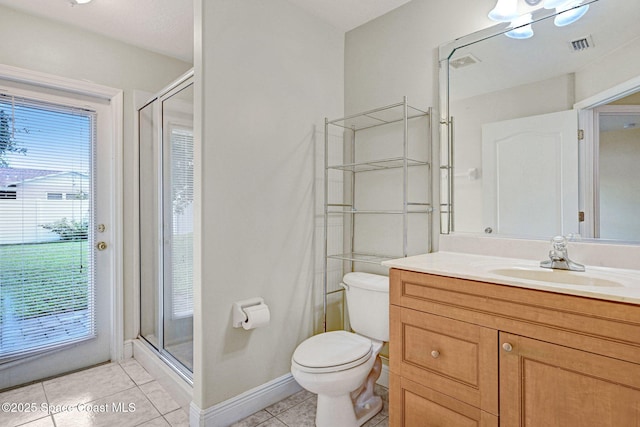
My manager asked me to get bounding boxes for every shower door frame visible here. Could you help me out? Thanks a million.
[137,70,194,383]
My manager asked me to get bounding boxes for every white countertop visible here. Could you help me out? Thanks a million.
[382,252,640,305]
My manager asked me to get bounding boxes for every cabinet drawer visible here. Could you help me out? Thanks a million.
[390,306,498,415]
[390,373,498,427]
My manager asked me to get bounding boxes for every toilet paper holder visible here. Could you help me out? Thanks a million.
[232,297,266,328]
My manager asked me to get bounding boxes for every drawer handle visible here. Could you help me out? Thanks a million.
[431,350,440,359]
[502,342,513,352]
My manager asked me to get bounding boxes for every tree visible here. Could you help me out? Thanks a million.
[0,109,27,167]
[41,218,88,241]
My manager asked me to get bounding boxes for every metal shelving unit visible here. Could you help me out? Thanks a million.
[322,97,432,330]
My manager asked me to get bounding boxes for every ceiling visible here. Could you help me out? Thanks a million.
[0,0,414,64]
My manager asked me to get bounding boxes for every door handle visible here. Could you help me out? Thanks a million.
[96,241,107,251]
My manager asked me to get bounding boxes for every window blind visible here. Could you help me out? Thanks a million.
[168,126,193,318]
[0,93,96,362]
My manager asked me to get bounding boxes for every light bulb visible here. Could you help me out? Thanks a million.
[488,0,519,22]
[505,14,534,39]
[554,1,589,26]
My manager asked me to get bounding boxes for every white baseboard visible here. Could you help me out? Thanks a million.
[190,373,302,427]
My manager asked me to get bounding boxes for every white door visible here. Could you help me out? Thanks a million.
[0,83,116,389]
[482,110,579,238]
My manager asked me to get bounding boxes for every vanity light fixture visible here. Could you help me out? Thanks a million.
[70,0,92,5]
[505,13,534,39]
[489,0,590,38]
[488,0,519,22]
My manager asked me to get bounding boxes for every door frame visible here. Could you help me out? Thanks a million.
[575,75,640,239]
[0,64,124,363]
[135,71,195,382]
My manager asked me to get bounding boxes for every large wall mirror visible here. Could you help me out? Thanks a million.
[439,0,640,243]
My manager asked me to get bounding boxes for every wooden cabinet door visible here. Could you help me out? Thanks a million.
[390,306,498,415]
[500,332,640,426]
[391,373,498,427]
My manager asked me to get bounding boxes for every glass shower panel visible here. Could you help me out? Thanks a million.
[139,100,160,350]
[161,83,194,372]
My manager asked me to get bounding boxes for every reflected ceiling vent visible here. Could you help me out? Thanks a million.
[569,35,594,52]
[449,54,481,69]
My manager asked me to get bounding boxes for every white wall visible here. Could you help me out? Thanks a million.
[345,0,495,116]
[0,5,192,342]
[575,35,640,102]
[194,0,344,409]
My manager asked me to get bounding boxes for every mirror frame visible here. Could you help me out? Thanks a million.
[438,0,602,235]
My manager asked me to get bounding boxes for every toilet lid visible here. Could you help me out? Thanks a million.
[292,331,372,373]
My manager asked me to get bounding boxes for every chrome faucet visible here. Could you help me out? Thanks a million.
[540,235,585,272]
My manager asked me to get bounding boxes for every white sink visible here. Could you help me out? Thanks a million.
[489,267,624,288]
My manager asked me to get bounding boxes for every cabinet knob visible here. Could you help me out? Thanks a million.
[502,342,513,352]
[431,350,440,358]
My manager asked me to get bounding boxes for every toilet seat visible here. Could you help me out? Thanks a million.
[292,331,372,374]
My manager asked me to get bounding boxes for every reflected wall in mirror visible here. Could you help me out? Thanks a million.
[439,0,640,243]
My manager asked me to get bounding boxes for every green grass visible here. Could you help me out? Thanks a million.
[0,241,89,320]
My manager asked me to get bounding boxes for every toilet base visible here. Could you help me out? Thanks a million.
[356,395,383,426]
[314,354,384,427]
[352,354,384,424]
[315,394,382,427]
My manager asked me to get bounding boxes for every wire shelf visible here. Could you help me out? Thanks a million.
[327,157,430,173]
[327,103,429,131]
[327,252,401,265]
[326,205,433,215]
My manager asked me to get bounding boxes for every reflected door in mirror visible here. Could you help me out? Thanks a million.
[482,110,579,237]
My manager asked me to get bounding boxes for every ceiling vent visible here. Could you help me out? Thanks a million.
[449,54,481,69]
[569,35,594,52]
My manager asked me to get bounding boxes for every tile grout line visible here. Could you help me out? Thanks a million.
[121,361,186,427]
[270,393,317,427]
[38,380,58,427]
[42,365,140,421]
[118,361,169,425]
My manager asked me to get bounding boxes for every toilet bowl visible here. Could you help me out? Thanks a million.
[291,272,389,427]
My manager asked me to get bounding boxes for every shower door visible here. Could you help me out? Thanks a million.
[139,73,194,376]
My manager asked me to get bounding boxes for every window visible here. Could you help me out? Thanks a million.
[0,93,95,361]
[0,190,16,199]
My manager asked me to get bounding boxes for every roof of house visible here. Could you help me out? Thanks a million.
[0,168,84,188]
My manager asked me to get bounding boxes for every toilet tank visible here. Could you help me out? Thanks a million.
[342,272,389,342]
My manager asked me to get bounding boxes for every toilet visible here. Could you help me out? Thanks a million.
[291,272,389,427]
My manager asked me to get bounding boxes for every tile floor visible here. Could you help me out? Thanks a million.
[0,359,188,427]
[230,384,389,427]
[1,359,389,427]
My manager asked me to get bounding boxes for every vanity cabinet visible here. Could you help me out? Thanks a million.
[389,268,640,426]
